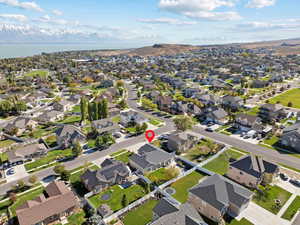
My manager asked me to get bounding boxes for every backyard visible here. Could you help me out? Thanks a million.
[170,171,205,203]
[203,149,245,175]
[269,88,300,109]
[253,185,292,214]
[146,167,179,185]
[24,70,49,78]
[88,184,147,211]
[122,199,158,225]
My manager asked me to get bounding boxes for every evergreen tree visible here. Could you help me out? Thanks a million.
[80,97,88,122]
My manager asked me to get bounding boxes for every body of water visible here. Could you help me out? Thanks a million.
[0,44,119,59]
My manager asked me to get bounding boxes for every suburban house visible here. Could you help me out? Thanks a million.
[156,95,173,112]
[227,155,279,188]
[167,132,198,153]
[258,103,286,122]
[81,158,131,193]
[16,181,79,225]
[91,118,120,134]
[205,108,229,125]
[52,99,74,112]
[37,110,64,123]
[197,94,220,106]
[3,117,38,136]
[150,198,206,225]
[188,174,253,223]
[120,110,148,127]
[221,95,243,110]
[251,80,269,88]
[280,123,300,152]
[234,114,263,133]
[55,125,86,148]
[7,143,47,164]
[129,144,174,173]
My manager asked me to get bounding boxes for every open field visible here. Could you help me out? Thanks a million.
[269,88,300,109]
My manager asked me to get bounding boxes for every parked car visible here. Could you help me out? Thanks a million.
[290,179,300,187]
[158,134,169,140]
[6,168,15,176]
[205,127,213,132]
[280,173,289,181]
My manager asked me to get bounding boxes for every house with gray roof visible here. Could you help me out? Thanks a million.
[52,99,74,112]
[167,132,198,153]
[234,114,263,133]
[280,123,300,152]
[258,103,286,122]
[188,174,253,223]
[81,158,131,193]
[129,144,174,174]
[55,125,86,148]
[7,143,47,163]
[4,117,38,136]
[221,95,243,110]
[227,154,279,188]
[120,110,148,127]
[150,198,206,225]
[91,118,120,134]
[37,110,64,123]
[206,108,228,125]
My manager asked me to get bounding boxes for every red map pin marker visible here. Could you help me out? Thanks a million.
[145,130,155,143]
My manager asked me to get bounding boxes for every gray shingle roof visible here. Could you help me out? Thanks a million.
[189,174,253,211]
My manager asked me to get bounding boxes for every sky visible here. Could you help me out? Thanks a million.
[0,0,299,47]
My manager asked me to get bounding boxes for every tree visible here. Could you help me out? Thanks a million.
[116,80,124,88]
[141,122,148,133]
[9,192,17,203]
[54,164,66,175]
[288,102,293,107]
[121,194,128,207]
[95,133,115,149]
[173,115,193,131]
[61,170,70,181]
[86,214,102,225]
[141,98,157,110]
[80,97,88,122]
[28,175,37,185]
[99,99,108,119]
[88,102,94,121]
[72,141,83,157]
[118,99,127,109]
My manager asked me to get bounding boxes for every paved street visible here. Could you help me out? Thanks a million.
[192,126,300,170]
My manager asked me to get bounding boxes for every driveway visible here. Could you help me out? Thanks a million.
[236,202,290,225]
[6,165,28,183]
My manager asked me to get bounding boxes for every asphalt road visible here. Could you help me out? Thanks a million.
[192,126,300,170]
[1,82,300,195]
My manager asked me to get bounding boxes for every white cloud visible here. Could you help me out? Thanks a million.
[246,0,276,8]
[0,14,27,22]
[52,9,63,16]
[235,21,300,31]
[0,0,43,12]
[159,0,234,12]
[158,0,240,21]
[35,15,79,26]
[138,17,197,25]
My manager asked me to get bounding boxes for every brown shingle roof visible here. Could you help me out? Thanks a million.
[16,181,78,225]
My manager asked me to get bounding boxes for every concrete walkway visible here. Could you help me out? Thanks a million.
[277,194,297,218]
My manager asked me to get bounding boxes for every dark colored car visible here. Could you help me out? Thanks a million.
[290,179,300,187]
[280,173,289,181]
[205,127,213,132]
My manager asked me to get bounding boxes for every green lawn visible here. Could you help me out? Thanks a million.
[253,185,292,214]
[67,210,86,225]
[226,218,254,225]
[88,184,146,211]
[170,171,205,203]
[25,149,73,171]
[25,70,48,78]
[59,115,81,124]
[71,105,81,113]
[114,151,133,163]
[203,149,244,175]
[146,168,178,185]
[245,106,259,116]
[0,152,8,163]
[281,196,300,220]
[44,135,57,147]
[110,149,128,157]
[263,136,279,146]
[0,139,15,148]
[87,139,96,148]
[112,116,121,123]
[269,88,300,109]
[122,199,158,225]
[149,119,162,126]
[0,200,11,215]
